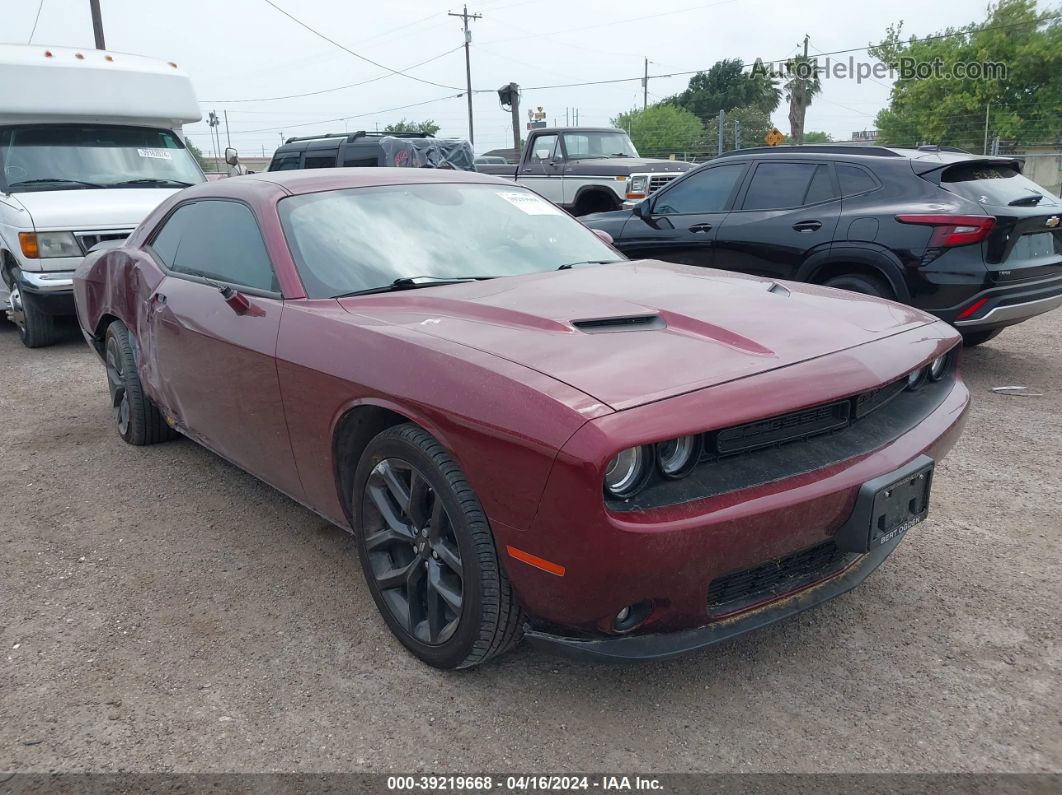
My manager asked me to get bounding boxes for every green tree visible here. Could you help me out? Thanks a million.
[702,106,774,152]
[669,59,781,119]
[383,119,441,135]
[185,138,213,172]
[611,104,704,157]
[870,0,1061,151]
[784,54,822,145]
[802,130,833,143]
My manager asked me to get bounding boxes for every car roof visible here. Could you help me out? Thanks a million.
[714,145,1017,167]
[177,167,510,199]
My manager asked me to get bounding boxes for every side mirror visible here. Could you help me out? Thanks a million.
[224,147,240,167]
[592,228,614,246]
[632,199,649,218]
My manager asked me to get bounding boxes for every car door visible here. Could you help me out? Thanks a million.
[615,162,749,267]
[518,134,565,205]
[714,160,841,280]
[141,199,303,498]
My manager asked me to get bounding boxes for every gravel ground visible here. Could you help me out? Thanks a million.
[0,311,1059,775]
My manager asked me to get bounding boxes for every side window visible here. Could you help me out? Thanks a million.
[303,154,337,169]
[803,164,836,204]
[165,201,278,293]
[837,164,877,196]
[654,164,746,214]
[342,146,381,167]
[562,134,589,158]
[148,204,197,267]
[530,134,559,163]
[270,155,301,171]
[742,163,829,210]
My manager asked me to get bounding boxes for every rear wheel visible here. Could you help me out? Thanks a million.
[104,320,179,445]
[353,423,523,669]
[961,328,1003,347]
[9,273,59,348]
[823,273,892,299]
[572,191,617,217]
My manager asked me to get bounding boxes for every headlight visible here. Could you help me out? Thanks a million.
[656,435,700,478]
[604,445,651,498]
[18,231,81,259]
[628,175,648,194]
[928,353,948,381]
[906,366,927,390]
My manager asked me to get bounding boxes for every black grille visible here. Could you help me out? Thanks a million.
[648,174,678,193]
[572,315,665,333]
[707,541,852,613]
[714,401,850,455]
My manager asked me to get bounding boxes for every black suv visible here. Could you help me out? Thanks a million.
[267,131,474,172]
[584,145,1062,346]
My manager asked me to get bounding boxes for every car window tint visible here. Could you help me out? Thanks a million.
[743,163,821,210]
[654,164,746,214]
[303,155,337,169]
[149,203,197,267]
[803,164,836,204]
[168,201,277,292]
[837,164,877,196]
[271,155,300,171]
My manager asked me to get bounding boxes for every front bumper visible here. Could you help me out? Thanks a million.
[15,269,76,316]
[525,529,905,661]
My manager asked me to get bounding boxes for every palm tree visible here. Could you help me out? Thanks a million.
[784,55,822,145]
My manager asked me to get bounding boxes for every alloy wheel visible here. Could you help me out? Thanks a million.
[8,283,26,337]
[104,334,131,436]
[362,458,464,645]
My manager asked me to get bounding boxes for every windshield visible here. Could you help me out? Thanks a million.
[279,183,624,298]
[562,131,639,159]
[941,163,1061,208]
[0,124,205,192]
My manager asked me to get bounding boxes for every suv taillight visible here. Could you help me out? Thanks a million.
[896,214,996,247]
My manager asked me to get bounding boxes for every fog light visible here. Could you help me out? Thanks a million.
[613,600,652,632]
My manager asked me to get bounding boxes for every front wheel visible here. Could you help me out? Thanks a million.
[961,328,1003,347]
[104,320,179,445]
[9,276,59,348]
[353,423,523,669]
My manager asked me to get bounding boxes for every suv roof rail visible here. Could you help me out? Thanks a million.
[717,145,905,158]
[283,130,436,145]
[916,144,972,154]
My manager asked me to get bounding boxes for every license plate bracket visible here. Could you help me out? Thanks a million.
[835,455,934,553]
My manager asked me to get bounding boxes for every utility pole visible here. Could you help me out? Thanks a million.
[642,57,648,110]
[449,5,481,145]
[734,120,741,150]
[89,0,106,49]
[983,102,990,155]
[510,86,520,152]
[207,111,220,173]
[223,110,231,149]
[717,109,725,156]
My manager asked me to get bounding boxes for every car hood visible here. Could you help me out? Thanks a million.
[566,158,693,176]
[339,261,935,411]
[9,188,180,231]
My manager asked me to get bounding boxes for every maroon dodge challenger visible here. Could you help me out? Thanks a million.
[74,169,970,669]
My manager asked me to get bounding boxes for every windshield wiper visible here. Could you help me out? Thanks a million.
[1008,193,1044,206]
[110,178,194,188]
[556,260,618,270]
[334,275,492,298]
[7,178,105,189]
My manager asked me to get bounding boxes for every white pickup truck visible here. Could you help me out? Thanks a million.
[475,127,692,216]
[0,44,205,347]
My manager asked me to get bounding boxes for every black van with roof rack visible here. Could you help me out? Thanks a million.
[267,131,475,172]
[583,144,1062,346]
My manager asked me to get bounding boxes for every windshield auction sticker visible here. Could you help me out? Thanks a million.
[137,148,173,160]
[497,191,565,216]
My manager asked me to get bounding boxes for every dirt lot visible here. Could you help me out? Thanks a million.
[1,311,1059,775]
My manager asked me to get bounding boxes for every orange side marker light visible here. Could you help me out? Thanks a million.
[506,546,565,577]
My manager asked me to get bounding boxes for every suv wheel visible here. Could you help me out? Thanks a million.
[961,328,1002,347]
[823,273,892,299]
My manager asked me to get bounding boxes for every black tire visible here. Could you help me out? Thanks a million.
[961,328,1003,347]
[823,273,892,299]
[104,320,179,446]
[572,191,617,217]
[10,275,59,348]
[352,423,523,669]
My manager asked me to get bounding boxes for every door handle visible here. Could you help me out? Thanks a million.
[688,223,713,233]
[792,220,822,232]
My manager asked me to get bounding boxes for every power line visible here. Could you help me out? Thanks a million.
[27,0,44,43]
[259,0,463,91]
[202,46,463,104]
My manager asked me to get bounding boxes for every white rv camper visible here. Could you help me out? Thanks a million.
[0,44,205,347]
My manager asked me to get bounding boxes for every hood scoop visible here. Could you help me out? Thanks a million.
[571,314,666,333]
